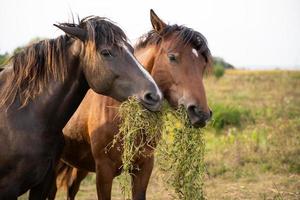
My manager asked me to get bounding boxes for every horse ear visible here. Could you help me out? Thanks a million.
[54,24,87,42]
[150,9,166,34]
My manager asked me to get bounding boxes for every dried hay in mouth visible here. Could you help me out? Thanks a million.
[115,97,205,200]
[157,106,206,200]
[113,97,164,198]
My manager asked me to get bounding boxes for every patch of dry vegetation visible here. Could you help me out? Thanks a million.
[116,99,206,199]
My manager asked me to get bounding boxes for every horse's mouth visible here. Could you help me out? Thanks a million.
[140,100,162,112]
[188,110,211,128]
[191,120,207,128]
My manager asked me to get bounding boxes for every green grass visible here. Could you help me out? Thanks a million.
[202,70,300,199]
[210,103,253,131]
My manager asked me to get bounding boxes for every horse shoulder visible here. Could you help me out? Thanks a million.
[87,92,120,134]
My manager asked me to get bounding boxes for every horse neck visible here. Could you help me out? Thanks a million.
[15,45,89,131]
[134,45,157,74]
[45,56,89,130]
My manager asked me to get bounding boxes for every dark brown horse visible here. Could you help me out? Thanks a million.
[0,16,162,200]
[50,10,212,200]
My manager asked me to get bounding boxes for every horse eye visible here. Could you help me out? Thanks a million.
[100,49,112,57]
[168,54,176,62]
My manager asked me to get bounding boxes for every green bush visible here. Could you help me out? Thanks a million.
[213,64,225,79]
[211,103,253,131]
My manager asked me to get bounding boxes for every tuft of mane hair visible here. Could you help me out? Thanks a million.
[59,16,128,48]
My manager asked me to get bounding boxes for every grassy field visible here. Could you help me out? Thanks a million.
[20,70,300,199]
[202,70,300,199]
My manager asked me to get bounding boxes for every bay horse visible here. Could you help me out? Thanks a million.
[0,16,162,200]
[50,10,212,200]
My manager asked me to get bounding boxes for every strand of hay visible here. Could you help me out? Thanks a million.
[116,97,205,200]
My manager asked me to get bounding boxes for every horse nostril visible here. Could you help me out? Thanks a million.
[144,92,159,104]
[139,91,162,111]
[209,109,213,118]
[139,91,163,111]
[187,105,210,127]
[187,105,202,116]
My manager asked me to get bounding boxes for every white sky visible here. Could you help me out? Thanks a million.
[0,0,299,69]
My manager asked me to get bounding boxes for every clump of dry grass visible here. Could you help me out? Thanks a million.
[116,98,206,200]
[157,106,206,200]
[114,97,163,198]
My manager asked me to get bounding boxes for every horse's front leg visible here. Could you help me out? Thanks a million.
[95,156,115,200]
[67,168,89,200]
[131,155,154,200]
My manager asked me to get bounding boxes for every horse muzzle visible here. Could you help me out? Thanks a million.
[139,91,163,111]
[187,105,212,128]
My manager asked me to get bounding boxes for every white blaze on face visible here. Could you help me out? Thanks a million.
[192,48,199,58]
[123,44,162,99]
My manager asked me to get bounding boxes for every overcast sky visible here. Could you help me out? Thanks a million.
[0,0,299,69]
